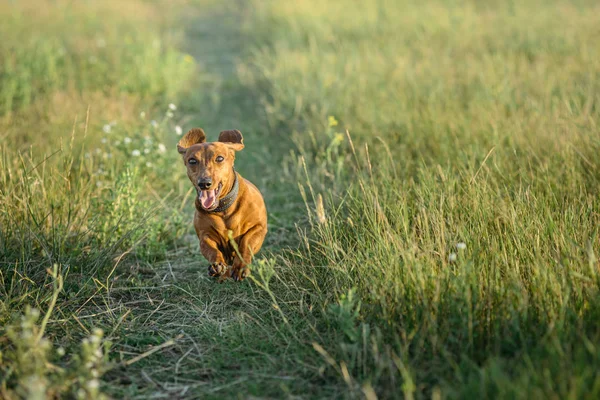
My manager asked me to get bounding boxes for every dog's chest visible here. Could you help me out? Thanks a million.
[195,211,246,240]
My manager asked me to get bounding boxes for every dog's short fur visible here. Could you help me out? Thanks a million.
[177,128,267,281]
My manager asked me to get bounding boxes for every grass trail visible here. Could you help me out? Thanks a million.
[95,2,335,398]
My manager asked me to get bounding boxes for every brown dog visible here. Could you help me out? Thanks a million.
[177,128,267,281]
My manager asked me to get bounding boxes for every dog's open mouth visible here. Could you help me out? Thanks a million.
[198,182,223,210]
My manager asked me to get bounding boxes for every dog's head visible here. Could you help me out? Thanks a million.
[177,128,244,211]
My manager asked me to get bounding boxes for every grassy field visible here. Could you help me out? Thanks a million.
[1,0,599,398]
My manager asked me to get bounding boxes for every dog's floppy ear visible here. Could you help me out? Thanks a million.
[218,129,245,151]
[177,128,206,154]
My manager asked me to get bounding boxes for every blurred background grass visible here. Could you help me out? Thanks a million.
[1,0,599,398]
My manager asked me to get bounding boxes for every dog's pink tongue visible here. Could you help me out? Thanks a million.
[199,189,216,209]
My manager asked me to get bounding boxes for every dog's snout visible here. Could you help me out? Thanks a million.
[197,177,213,190]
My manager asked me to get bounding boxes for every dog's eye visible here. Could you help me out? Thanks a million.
[188,158,198,165]
[216,156,224,163]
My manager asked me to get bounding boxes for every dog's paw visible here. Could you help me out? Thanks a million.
[231,266,250,282]
[208,262,228,277]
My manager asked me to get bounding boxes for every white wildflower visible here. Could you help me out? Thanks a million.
[158,143,166,153]
[168,103,177,110]
[166,111,174,118]
[456,242,467,250]
[448,253,457,262]
[132,149,141,156]
[102,124,111,133]
[151,120,158,128]
[124,137,132,144]
[146,162,152,167]
[144,148,150,154]
[175,125,182,135]
[140,111,146,118]
[114,140,121,146]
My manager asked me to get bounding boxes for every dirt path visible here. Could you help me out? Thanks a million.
[103,3,335,398]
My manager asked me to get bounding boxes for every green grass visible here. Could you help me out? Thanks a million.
[1,0,600,398]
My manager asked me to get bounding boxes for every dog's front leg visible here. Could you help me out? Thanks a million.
[231,224,268,281]
[201,236,229,278]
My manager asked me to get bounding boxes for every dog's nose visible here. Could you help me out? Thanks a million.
[197,177,213,190]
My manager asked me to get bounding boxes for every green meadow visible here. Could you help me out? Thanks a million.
[1,0,599,398]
